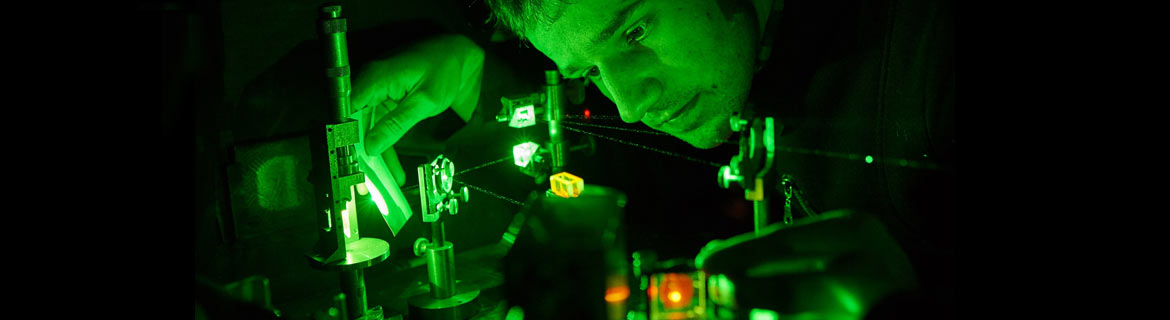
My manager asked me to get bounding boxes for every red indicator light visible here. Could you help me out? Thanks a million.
[584,109,591,119]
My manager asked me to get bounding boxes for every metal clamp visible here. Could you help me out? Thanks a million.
[782,177,793,225]
[418,155,469,222]
[718,109,782,233]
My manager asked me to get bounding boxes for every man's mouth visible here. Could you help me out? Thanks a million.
[658,94,701,133]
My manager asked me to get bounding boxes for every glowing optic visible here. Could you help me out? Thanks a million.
[550,172,584,198]
[865,155,874,164]
[356,182,368,196]
[584,108,591,119]
[658,273,694,309]
[509,105,537,128]
[605,285,630,303]
[365,175,390,216]
[513,142,540,167]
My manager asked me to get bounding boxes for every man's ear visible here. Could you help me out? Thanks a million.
[490,27,521,43]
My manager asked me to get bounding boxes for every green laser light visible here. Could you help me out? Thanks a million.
[513,142,540,167]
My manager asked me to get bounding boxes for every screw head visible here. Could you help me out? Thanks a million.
[730,114,749,132]
[718,165,739,189]
[447,199,459,215]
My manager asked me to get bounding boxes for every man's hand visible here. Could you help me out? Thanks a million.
[350,34,484,185]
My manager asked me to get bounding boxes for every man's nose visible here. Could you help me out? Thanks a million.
[598,58,662,124]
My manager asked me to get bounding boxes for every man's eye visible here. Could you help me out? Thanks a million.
[625,23,647,44]
[586,66,600,77]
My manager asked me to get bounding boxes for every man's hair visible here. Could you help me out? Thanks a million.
[484,0,566,38]
[485,0,755,38]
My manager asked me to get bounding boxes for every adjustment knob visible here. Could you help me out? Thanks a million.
[413,238,430,257]
[718,165,743,189]
[451,186,470,203]
[446,199,459,215]
[730,114,749,132]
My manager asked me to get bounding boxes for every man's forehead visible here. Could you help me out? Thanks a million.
[527,0,636,74]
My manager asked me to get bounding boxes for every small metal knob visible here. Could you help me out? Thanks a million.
[730,114,749,132]
[413,238,430,257]
[718,165,742,189]
[446,199,459,215]
[451,186,470,203]
[718,156,744,189]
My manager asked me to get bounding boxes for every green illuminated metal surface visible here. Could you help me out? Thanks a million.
[749,309,779,320]
[545,70,566,172]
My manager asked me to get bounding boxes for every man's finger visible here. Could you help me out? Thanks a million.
[364,96,434,156]
[350,67,378,113]
[380,147,406,187]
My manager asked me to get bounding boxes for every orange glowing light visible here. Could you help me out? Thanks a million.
[658,273,694,309]
[584,109,591,119]
[605,285,630,303]
[550,172,584,198]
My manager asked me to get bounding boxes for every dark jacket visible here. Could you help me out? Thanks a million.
[749,0,955,307]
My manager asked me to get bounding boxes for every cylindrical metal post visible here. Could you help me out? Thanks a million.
[753,198,768,235]
[320,5,352,123]
[427,243,457,299]
[545,70,566,172]
[320,4,359,210]
[340,270,368,320]
[427,220,456,299]
[431,221,447,247]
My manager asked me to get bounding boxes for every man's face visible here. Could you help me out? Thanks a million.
[525,0,758,149]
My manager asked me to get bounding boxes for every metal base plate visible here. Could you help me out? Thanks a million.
[308,237,391,272]
[407,290,481,320]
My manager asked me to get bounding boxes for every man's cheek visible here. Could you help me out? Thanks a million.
[593,80,623,117]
